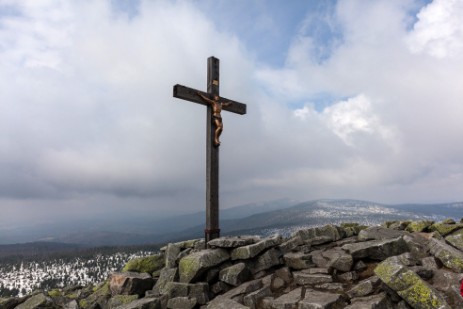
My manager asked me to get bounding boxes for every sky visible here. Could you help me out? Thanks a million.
[1,0,463,226]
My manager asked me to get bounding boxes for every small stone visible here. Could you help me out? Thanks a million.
[341,237,409,261]
[15,294,53,309]
[405,220,434,233]
[428,238,463,272]
[122,254,165,275]
[293,272,333,285]
[165,244,181,268]
[270,287,303,309]
[421,256,439,269]
[219,263,251,286]
[445,228,463,251]
[346,276,380,298]
[292,225,343,246]
[345,292,392,309]
[243,286,272,309]
[231,235,283,260]
[358,226,407,241]
[207,296,249,309]
[110,272,155,297]
[336,271,358,282]
[283,251,313,270]
[208,236,260,248]
[252,248,283,274]
[112,297,161,309]
[178,249,230,283]
[152,268,178,295]
[299,290,346,309]
[429,222,463,236]
[166,297,196,309]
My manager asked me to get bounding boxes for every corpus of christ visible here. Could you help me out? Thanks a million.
[173,56,247,244]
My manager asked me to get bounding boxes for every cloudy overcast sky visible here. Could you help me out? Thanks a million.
[1,0,462,226]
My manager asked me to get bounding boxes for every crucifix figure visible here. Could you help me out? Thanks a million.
[173,56,247,244]
[196,92,232,146]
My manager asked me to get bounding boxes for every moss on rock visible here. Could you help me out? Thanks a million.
[429,223,463,236]
[122,254,165,274]
[47,289,62,298]
[405,220,434,233]
[375,259,450,308]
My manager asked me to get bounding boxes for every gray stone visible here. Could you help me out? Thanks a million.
[306,268,329,274]
[178,249,230,283]
[108,295,139,308]
[252,248,283,274]
[15,294,53,309]
[207,297,250,309]
[163,282,208,305]
[152,268,178,295]
[208,236,260,248]
[270,276,286,292]
[292,225,343,246]
[346,276,380,298]
[428,238,463,272]
[445,228,463,251]
[431,269,463,308]
[210,281,230,295]
[274,267,293,285]
[113,297,161,309]
[279,235,304,253]
[165,243,181,268]
[403,233,430,259]
[336,271,358,282]
[409,266,433,280]
[374,258,451,309]
[283,252,312,270]
[386,252,418,267]
[231,234,283,260]
[64,300,79,309]
[298,290,345,309]
[313,283,345,293]
[243,286,272,309]
[345,292,392,309]
[221,279,263,300]
[110,272,155,297]
[341,237,409,260]
[322,247,353,272]
[270,287,302,309]
[396,300,412,309]
[421,256,439,269]
[166,297,196,309]
[354,260,368,272]
[219,263,251,286]
[293,272,332,285]
[358,226,406,241]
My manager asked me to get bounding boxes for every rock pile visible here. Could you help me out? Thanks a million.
[2,219,463,309]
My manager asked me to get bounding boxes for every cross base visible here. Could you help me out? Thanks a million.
[205,228,221,246]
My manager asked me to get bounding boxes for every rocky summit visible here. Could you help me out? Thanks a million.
[2,219,463,309]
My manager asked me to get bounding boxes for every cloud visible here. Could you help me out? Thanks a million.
[1,0,463,228]
[407,0,463,58]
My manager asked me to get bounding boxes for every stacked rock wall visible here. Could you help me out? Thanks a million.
[2,219,463,309]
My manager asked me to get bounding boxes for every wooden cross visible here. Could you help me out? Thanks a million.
[173,56,247,243]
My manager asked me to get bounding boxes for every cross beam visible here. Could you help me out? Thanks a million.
[173,57,247,244]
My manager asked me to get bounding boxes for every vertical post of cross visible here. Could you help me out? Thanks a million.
[172,56,247,246]
[206,57,220,244]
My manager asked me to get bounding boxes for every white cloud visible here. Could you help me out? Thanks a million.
[1,0,463,227]
[407,0,463,58]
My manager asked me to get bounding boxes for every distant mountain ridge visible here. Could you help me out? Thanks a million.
[2,199,462,246]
